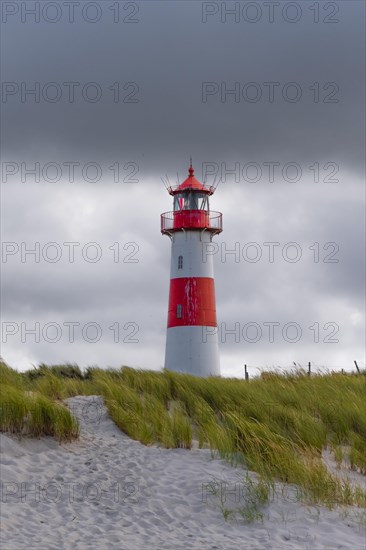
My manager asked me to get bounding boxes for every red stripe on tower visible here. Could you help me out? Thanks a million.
[167,277,217,327]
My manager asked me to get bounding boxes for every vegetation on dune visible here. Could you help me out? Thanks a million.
[0,362,79,442]
[1,360,365,508]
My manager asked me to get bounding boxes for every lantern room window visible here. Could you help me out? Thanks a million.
[176,304,183,318]
[178,255,183,269]
[173,192,209,211]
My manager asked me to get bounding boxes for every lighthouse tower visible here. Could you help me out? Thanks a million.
[161,163,223,377]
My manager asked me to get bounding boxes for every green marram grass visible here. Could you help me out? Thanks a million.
[1,361,365,508]
[0,362,79,442]
[90,366,366,508]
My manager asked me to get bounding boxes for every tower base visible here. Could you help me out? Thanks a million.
[164,325,220,377]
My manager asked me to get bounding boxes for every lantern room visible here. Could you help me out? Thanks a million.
[161,164,223,235]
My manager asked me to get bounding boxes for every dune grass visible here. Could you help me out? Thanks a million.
[76,365,365,509]
[95,366,366,508]
[1,360,365,508]
[0,362,79,442]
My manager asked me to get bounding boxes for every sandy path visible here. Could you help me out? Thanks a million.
[1,395,365,549]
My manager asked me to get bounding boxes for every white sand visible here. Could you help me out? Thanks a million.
[1,395,365,549]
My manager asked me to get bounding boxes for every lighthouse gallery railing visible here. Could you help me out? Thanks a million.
[161,211,223,233]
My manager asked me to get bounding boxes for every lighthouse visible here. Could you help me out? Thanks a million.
[161,163,223,377]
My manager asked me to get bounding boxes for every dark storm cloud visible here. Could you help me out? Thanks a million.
[1,1,365,372]
[2,1,365,174]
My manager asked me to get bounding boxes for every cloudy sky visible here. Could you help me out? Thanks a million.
[1,1,365,376]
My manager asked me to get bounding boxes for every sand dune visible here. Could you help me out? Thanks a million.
[1,395,365,549]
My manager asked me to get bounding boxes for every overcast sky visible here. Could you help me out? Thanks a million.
[1,1,365,376]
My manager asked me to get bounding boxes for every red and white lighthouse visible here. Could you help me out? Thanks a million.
[161,163,223,377]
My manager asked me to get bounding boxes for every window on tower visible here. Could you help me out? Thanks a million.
[186,192,209,210]
[173,193,209,211]
[173,196,183,211]
[178,255,183,269]
[176,304,183,318]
